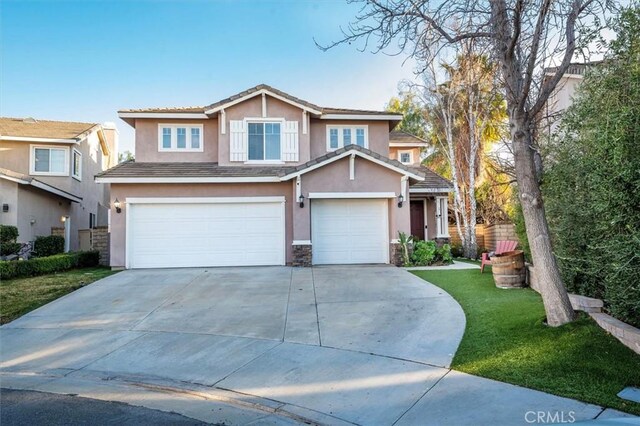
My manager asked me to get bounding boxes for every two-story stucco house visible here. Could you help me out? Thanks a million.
[0,117,118,251]
[97,85,451,269]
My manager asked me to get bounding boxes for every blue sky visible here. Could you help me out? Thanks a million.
[1,0,417,153]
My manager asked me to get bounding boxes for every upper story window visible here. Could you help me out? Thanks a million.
[326,125,368,151]
[248,122,281,161]
[30,145,69,176]
[158,124,203,152]
[72,149,82,180]
[398,150,413,165]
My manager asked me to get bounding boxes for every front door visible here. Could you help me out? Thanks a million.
[410,200,425,240]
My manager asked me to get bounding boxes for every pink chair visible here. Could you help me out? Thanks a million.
[481,240,519,273]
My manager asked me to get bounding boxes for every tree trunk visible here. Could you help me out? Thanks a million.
[511,114,575,326]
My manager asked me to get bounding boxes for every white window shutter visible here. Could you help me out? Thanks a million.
[282,121,299,162]
[229,120,247,162]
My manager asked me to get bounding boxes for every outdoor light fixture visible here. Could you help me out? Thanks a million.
[114,198,122,213]
[298,194,305,208]
[397,194,404,208]
[61,216,67,223]
[2,204,8,213]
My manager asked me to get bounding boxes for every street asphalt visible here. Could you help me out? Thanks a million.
[0,388,210,426]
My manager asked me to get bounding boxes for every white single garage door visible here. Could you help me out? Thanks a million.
[128,198,285,268]
[311,199,389,265]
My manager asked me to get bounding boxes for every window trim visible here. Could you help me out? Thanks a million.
[30,145,70,176]
[244,117,285,164]
[326,125,369,151]
[157,124,204,152]
[398,150,413,165]
[72,148,82,181]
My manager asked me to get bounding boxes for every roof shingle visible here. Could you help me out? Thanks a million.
[389,131,429,145]
[0,117,98,140]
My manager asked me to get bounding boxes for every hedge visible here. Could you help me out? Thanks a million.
[0,251,100,280]
[33,235,65,257]
[0,225,21,256]
[0,225,19,243]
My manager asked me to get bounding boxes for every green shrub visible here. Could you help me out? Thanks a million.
[0,225,19,243]
[0,225,21,256]
[543,9,640,327]
[77,250,100,267]
[1,243,22,256]
[412,240,437,265]
[0,251,100,280]
[438,244,453,264]
[450,243,464,258]
[33,235,65,257]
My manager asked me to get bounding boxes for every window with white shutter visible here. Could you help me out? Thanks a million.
[229,120,247,162]
[282,121,299,162]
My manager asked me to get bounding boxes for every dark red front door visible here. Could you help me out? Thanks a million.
[410,200,425,240]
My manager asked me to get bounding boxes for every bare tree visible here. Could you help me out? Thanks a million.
[319,0,615,325]
[419,43,505,258]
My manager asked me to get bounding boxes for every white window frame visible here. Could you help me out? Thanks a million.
[435,196,450,238]
[398,150,413,165]
[157,124,204,152]
[244,117,285,164]
[326,125,369,151]
[72,148,82,181]
[30,145,70,176]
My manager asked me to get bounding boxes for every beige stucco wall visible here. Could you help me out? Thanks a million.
[133,118,218,163]
[108,182,294,268]
[218,95,311,166]
[0,179,19,231]
[389,146,421,166]
[293,156,410,243]
[17,186,72,244]
[0,179,72,246]
[0,131,113,250]
[309,120,390,159]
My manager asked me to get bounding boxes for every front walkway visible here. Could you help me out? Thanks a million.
[0,266,630,425]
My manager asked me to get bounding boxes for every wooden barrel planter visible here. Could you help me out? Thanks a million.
[491,250,526,288]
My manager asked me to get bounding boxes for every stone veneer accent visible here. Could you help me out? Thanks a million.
[292,244,312,267]
[51,227,65,237]
[390,242,414,267]
[92,226,110,266]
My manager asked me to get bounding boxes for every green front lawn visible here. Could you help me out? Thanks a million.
[412,269,640,415]
[0,267,117,324]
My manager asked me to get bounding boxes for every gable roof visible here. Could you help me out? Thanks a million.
[118,84,402,124]
[389,131,430,147]
[203,84,323,115]
[0,167,82,202]
[280,144,424,181]
[0,117,99,142]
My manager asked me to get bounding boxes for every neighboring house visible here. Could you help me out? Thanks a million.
[544,62,595,134]
[0,117,118,251]
[97,84,451,269]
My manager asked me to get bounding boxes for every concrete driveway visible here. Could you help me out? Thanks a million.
[0,266,618,425]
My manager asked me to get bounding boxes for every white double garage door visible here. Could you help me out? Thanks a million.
[127,197,389,268]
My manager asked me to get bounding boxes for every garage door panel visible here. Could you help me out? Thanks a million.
[312,199,388,265]
[129,200,285,268]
